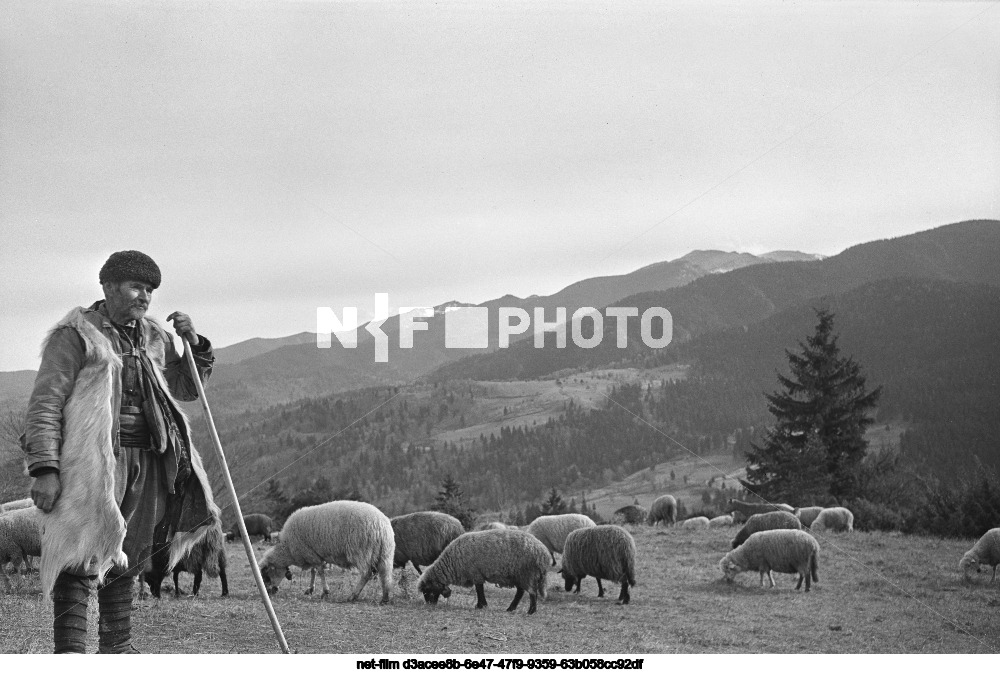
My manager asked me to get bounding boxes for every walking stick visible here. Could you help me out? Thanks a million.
[182,336,291,654]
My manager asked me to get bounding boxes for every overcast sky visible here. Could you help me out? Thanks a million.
[1,0,997,371]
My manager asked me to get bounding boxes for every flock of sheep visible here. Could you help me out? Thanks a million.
[3,493,1000,615]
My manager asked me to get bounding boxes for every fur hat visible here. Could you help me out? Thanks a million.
[99,250,161,289]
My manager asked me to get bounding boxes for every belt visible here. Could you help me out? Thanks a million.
[121,406,142,414]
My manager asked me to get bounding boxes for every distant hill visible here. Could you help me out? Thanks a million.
[200,249,808,415]
[213,331,317,365]
[429,219,1000,382]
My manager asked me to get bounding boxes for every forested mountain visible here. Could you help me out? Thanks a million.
[429,220,1000,381]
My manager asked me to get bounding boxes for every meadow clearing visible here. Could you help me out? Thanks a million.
[2,525,998,654]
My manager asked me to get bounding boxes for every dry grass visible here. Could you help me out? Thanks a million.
[2,527,998,654]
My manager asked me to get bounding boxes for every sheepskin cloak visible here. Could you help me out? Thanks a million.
[37,307,222,601]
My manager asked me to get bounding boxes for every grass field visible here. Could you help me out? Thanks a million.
[2,526,998,654]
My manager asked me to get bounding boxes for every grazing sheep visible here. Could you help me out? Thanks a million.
[226,513,275,543]
[559,525,637,605]
[810,507,854,533]
[143,525,228,599]
[258,501,394,603]
[417,529,549,615]
[681,516,710,530]
[391,511,465,574]
[0,498,33,514]
[476,521,508,531]
[526,513,597,565]
[731,511,802,549]
[959,528,1000,582]
[719,529,820,591]
[646,495,678,526]
[709,515,734,528]
[611,505,647,525]
[726,499,794,523]
[0,507,42,591]
[794,506,825,528]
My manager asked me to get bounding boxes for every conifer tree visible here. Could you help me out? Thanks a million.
[540,487,566,515]
[743,309,881,501]
[433,473,475,529]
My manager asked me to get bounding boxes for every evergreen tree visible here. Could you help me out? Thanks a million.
[433,473,475,530]
[743,309,882,501]
[540,487,566,515]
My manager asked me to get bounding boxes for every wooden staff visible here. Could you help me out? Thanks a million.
[183,338,291,654]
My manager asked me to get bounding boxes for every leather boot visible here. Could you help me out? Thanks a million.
[97,573,139,653]
[52,572,91,654]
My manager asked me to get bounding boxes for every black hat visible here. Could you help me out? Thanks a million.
[99,250,161,289]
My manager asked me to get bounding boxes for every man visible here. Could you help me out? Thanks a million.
[23,250,223,653]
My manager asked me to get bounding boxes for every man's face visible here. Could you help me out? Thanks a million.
[103,280,154,324]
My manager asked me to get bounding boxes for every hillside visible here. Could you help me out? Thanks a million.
[429,219,1000,381]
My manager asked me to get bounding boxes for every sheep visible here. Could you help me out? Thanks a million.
[0,507,42,592]
[258,501,394,603]
[958,528,1000,582]
[719,529,820,591]
[391,511,465,574]
[726,498,795,523]
[417,528,549,615]
[142,525,228,599]
[794,506,825,528]
[646,495,677,526]
[810,507,854,533]
[226,513,275,543]
[559,525,637,605]
[731,511,802,549]
[709,515,734,528]
[0,498,33,514]
[681,516,710,530]
[476,521,508,531]
[526,513,596,566]
[611,505,647,525]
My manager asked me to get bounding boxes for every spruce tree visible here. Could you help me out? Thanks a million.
[433,473,475,529]
[743,309,882,502]
[540,487,566,515]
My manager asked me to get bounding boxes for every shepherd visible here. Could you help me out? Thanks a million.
[22,250,223,654]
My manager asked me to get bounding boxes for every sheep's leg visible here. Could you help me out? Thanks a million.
[527,592,538,615]
[377,562,393,604]
[507,587,525,612]
[474,583,488,609]
[795,572,804,591]
[349,566,372,601]
[766,570,775,589]
[617,581,630,605]
[758,571,766,588]
[596,578,605,598]
[992,565,997,582]
[0,567,11,593]
[192,569,203,596]
[305,568,316,595]
[173,569,185,597]
[320,566,331,598]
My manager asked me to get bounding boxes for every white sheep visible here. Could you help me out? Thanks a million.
[417,528,549,615]
[719,529,820,592]
[391,511,465,574]
[810,507,854,533]
[476,521,508,531]
[794,506,825,528]
[731,511,802,549]
[0,507,42,592]
[646,495,677,526]
[258,500,395,603]
[681,516,710,530]
[726,499,794,523]
[709,515,734,527]
[559,524,637,605]
[958,528,1000,582]
[0,498,33,514]
[526,513,596,565]
[611,505,647,525]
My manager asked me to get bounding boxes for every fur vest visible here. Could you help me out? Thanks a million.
[38,307,222,600]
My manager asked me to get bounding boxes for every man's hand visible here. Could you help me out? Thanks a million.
[32,472,62,512]
[166,311,198,345]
